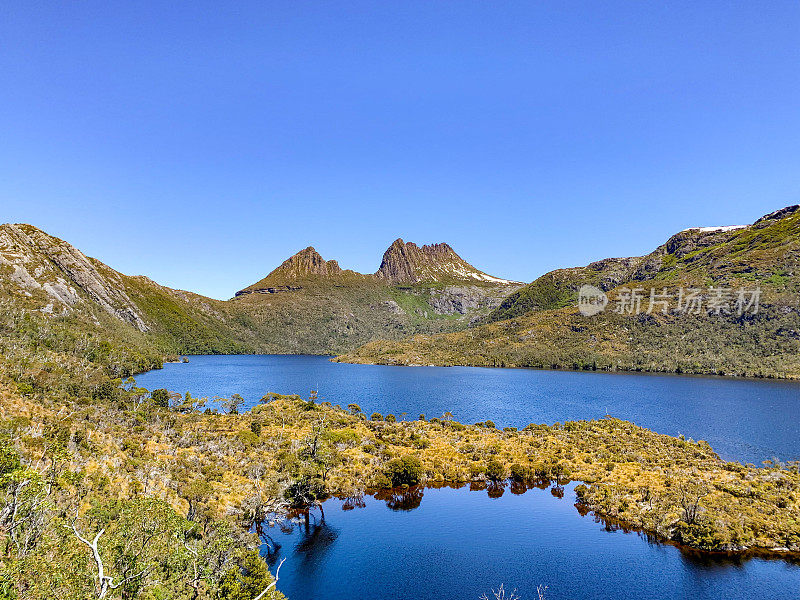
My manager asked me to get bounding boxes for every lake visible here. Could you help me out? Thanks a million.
[266,484,800,600]
[136,355,800,599]
[136,354,800,464]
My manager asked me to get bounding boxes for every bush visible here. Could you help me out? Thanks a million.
[150,388,169,408]
[486,459,505,481]
[371,412,383,421]
[384,455,423,486]
[574,484,589,500]
[509,463,530,482]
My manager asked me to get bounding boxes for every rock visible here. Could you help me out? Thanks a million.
[375,238,516,285]
[0,224,149,331]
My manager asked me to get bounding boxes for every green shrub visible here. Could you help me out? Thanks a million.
[150,388,169,408]
[486,459,505,480]
[384,455,423,486]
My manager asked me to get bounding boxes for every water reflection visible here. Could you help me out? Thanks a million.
[265,506,340,570]
[259,483,800,600]
[264,481,800,569]
[374,486,425,511]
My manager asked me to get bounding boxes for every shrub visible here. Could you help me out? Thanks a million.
[371,412,383,421]
[486,459,505,481]
[509,463,530,482]
[384,455,423,486]
[574,484,589,500]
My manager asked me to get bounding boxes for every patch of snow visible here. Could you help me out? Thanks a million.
[471,272,514,284]
[682,225,746,233]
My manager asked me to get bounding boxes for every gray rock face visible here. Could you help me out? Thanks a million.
[268,247,343,279]
[381,299,404,315]
[0,224,149,331]
[428,285,511,315]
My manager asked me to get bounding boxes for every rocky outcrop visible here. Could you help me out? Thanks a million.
[271,247,343,279]
[375,238,515,285]
[239,239,518,295]
[427,285,510,315]
[237,247,363,293]
[0,224,148,331]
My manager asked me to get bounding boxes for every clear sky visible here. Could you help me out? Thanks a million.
[1,2,799,299]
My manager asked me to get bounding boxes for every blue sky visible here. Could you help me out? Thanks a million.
[1,2,798,299]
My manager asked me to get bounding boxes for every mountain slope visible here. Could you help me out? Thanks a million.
[0,225,520,358]
[0,223,263,361]
[336,206,800,378]
[230,239,520,353]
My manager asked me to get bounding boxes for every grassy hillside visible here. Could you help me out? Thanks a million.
[337,206,800,378]
[229,279,514,354]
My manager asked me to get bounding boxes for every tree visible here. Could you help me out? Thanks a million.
[150,389,169,409]
[222,394,246,415]
[677,482,709,525]
[68,498,186,599]
[217,550,285,600]
[181,480,213,522]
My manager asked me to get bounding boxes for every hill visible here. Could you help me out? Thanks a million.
[336,206,800,378]
[0,224,520,360]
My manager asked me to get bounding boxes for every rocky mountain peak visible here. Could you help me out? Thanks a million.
[375,238,514,285]
[237,246,348,294]
[268,246,343,280]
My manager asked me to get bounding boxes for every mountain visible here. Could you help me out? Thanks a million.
[237,246,365,294]
[0,224,266,362]
[375,239,515,284]
[232,239,520,353]
[336,206,800,378]
[0,226,520,359]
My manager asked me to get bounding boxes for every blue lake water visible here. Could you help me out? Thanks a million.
[267,484,800,600]
[136,355,800,599]
[136,354,800,464]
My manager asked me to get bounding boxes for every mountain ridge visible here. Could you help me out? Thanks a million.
[337,204,800,378]
[0,224,519,356]
[237,237,517,296]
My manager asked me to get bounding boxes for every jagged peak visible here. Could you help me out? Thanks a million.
[271,246,342,278]
[237,246,350,293]
[753,205,800,226]
[376,238,514,285]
